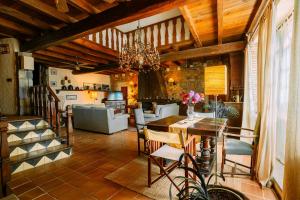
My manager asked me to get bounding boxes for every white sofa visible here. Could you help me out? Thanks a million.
[143,103,179,122]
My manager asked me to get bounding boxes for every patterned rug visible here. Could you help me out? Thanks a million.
[105,156,249,200]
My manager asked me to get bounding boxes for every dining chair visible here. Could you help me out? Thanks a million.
[221,113,261,179]
[144,128,196,189]
[134,108,147,155]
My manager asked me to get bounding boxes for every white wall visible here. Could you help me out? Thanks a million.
[48,67,111,109]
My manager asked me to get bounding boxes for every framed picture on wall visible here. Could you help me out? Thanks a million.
[50,68,57,75]
[50,81,57,87]
[66,95,77,100]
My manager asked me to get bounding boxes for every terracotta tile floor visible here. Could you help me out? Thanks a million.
[8,128,278,200]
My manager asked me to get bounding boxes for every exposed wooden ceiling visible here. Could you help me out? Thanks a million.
[0,0,260,74]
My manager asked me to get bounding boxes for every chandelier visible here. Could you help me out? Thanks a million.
[119,21,160,72]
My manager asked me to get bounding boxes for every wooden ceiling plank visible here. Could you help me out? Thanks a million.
[47,46,109,64]
[217,0,223,44]
[0,3,60,30]
[179,5,202,47]
[19,0,78,23]
[160,41,246,61]
[34,59,74,69]
[0,17,36,35]
[94,1,118,13]
[60,42,117,61]
[72,38,118,57]
[72,63,119,74]
[21,0,197,52]
[35,49,97,65]
[67,0,99,14]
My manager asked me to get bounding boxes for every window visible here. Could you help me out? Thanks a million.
[273,0,294,189]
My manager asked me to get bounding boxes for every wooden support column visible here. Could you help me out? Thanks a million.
[150,26,154,47]
[172,18,177,44]
[180,17,185,41]
[105,29,109,47]
[157,23,161,47]
[116,30,119,52]
[66,105,74,146]
[144,28,147,44]
[165,21,169,45]
[111,28,115,50]
[0,119,10,197]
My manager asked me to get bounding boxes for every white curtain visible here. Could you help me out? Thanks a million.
[283,0,300,198]
[255,2,277,186]
[241,37,258,142]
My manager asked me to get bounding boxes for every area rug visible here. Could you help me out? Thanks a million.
[105,156,249,200]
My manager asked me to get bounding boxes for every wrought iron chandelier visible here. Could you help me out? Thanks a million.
[119,21,160,72]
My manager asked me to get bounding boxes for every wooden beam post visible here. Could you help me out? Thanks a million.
[66,105,74,146]
[179,5,202,47]
[0,118,10,197]
[217,0,223,44]
[160,41,246,61]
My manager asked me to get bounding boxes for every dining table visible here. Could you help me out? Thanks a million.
[146,115,227,175]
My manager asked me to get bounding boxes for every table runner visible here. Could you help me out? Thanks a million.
[168,116,204,134]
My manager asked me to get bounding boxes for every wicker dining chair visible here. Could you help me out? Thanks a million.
[221,113,261,179]
[144,128,196,190]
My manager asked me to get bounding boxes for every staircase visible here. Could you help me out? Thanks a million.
[7,117,72,174]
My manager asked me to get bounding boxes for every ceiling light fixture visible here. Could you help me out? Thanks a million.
[119,21,160,72]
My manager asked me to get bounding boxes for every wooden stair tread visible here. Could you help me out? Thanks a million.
[8,135,58,148]
[9,145,70,164]
[7,126,50,134]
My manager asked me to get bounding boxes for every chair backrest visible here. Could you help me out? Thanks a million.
[134,108,145,130]
[144,128,184,147]
[253,113,261,145]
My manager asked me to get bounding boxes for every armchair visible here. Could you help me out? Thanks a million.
[221,113,261,179]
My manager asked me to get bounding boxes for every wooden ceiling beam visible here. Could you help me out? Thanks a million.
[72,63,119,74]
[47,46,109,64]
[0,17,36,36]
[35,50,97,65]
[245,0,264,34]
[60,42,117,61]
[0,3,60,30]
[179,5,202,47]
[217,0,223,44]
[72,38,118,57]
[34,59,74,69]
[21,0,197,52]
[160,41,246,62]
[19,0,77,23]
[33,53,75,65]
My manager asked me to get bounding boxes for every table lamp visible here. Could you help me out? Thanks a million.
[204,65,228,184]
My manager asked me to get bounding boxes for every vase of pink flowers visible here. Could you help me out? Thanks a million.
[182,90,205,120]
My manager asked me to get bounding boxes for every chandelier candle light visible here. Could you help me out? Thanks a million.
[182,90,205,120]
[119,21,160,72]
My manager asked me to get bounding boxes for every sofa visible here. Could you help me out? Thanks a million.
[72,104,129,134]
[143,103,179,122]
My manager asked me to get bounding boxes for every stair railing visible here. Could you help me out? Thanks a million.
[30,85,73,146]
[0,117,10,197]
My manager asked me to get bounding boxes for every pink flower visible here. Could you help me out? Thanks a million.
[188,90,195,98]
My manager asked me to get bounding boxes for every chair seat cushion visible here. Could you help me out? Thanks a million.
[144,113,157,118]
[151,144,184,161]
[225,139,253,155]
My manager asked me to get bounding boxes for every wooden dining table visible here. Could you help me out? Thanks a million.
[146,115,227,175]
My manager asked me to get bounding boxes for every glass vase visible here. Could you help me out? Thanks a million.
[187,105,195,121]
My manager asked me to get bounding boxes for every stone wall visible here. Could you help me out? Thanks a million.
[164,56,230,100]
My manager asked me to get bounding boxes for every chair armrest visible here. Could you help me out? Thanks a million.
[223,132,259,138]
[226,126,254,132]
